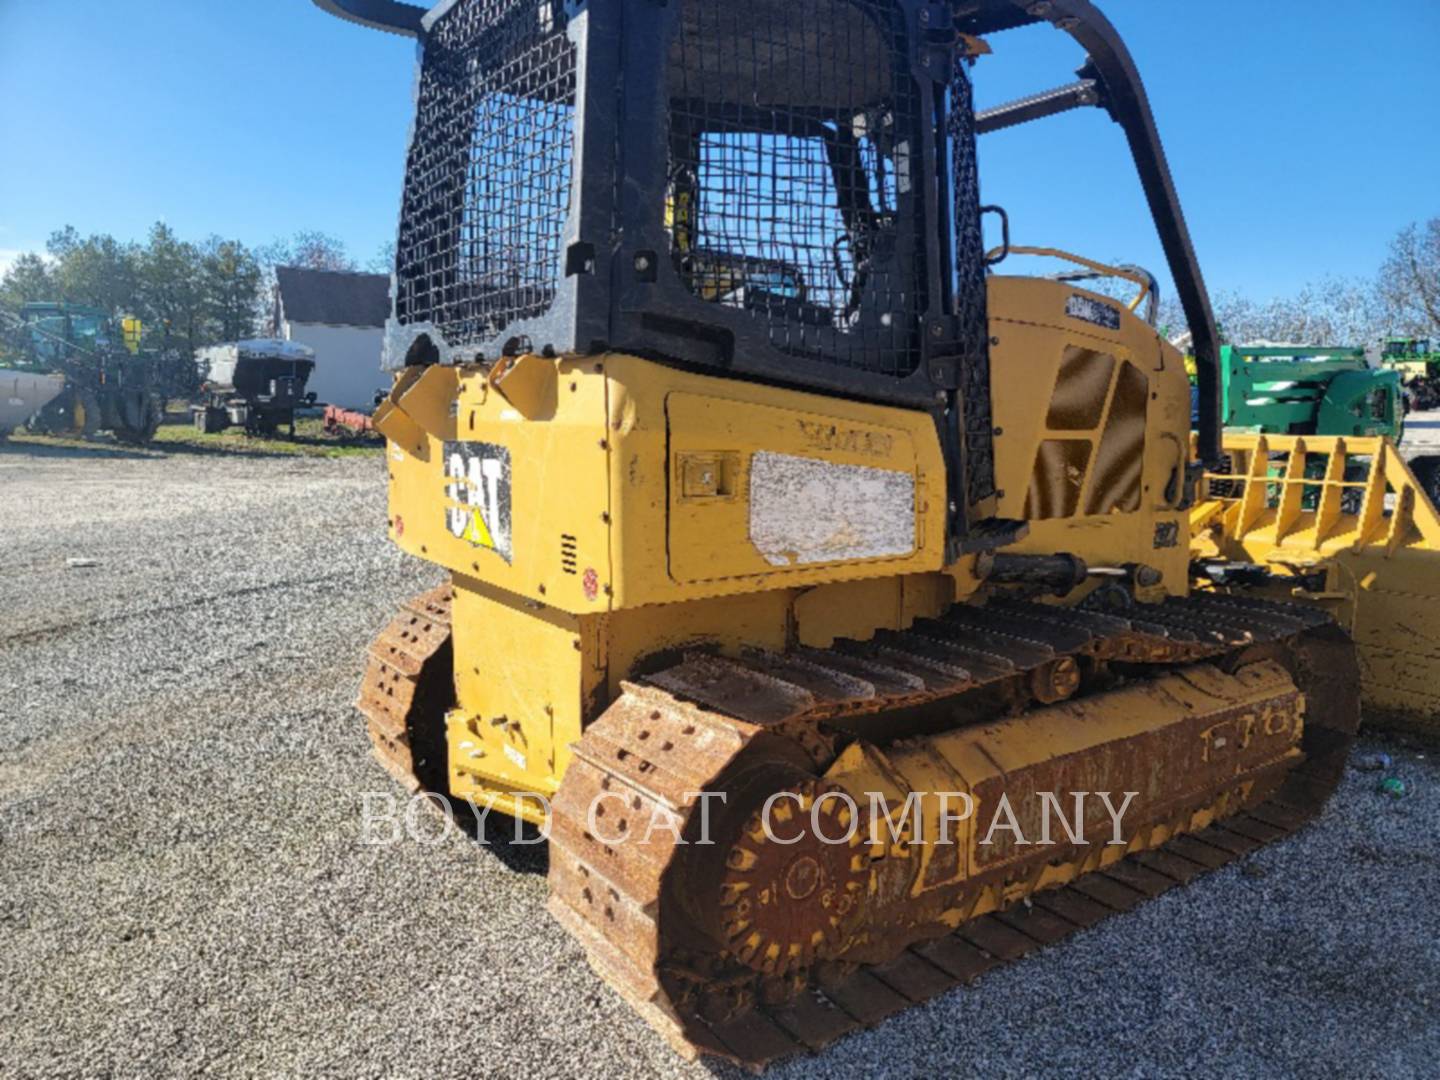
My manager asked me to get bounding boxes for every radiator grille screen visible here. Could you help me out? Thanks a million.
[395,0,577,347]
[665,0,923,375]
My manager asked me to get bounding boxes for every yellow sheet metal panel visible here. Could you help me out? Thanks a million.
[601,353,947,608]
[446,576,603,801]
[381,352,948,616]
[665,392,928,582]
[383,358,614,615]
[986,277,1193,594]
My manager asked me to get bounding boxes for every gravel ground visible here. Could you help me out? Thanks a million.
[1402,412,1440,460]
[1,436,1437,1079]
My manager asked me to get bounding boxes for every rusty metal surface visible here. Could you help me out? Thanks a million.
[355,584,455,792]
[547,597,1360,1069]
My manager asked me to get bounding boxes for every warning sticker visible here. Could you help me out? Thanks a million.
[443,441,513,563]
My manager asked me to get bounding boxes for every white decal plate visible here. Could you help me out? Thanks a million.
[748,451,915,567]
[1065,293,1122,331]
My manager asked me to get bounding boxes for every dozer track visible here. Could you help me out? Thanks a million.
[356,584,455,793]
[547,595,1360,1068]
[354,587,1359,1068]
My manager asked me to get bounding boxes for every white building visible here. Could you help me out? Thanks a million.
[272,266,390,409]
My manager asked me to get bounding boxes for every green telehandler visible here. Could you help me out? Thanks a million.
[1190,343,1440,509]
[1217,344,1404,439]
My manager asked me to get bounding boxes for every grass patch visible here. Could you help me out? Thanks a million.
[152,416,383,459]
[3,415,384,460]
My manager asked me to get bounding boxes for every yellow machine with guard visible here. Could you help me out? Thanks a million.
[321,0,1362,1066]
[1191,433,1440,739]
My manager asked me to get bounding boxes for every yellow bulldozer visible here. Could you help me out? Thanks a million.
[316,0,1437,1066]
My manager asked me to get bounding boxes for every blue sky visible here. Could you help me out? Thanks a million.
[2,0,1437,305]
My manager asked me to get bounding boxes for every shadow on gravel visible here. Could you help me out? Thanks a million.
[0,439,153,461]
[450,803,549,876]
[148,438,303,461]
[0,433,374,461]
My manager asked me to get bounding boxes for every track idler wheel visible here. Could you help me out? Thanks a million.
[1029,656,1081,703]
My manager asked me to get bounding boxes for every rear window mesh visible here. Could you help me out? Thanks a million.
[395,0,577,347]
[665,0,923,375]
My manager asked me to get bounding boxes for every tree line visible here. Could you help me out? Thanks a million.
[3,216,1437,391]
[0,225,389,396]
[1085,218,1440,350]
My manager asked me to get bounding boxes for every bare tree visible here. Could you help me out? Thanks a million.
[1208,278,1385,346]
[1156,277,1388,349]
[291,231,357,273]
[367,240,397,276]
[1378,218,1440,337]
[254,230,359,329]
[259,230,356,275]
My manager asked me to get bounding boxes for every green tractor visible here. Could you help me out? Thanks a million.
[1382,337,1440,410]
[1,302,165,444]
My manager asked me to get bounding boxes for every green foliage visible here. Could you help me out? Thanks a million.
[136,223,203,332]
[0,221,386,397]
[0,253,56,310]
[0,223,270,397]
[150,416,382,458]
[5,415,381,459]
[45,227,140,316]
[200,237,262,343]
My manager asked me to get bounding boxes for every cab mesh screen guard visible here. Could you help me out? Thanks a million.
[392,0,986,390]
[395,0,579,348]
[389,0,994,517]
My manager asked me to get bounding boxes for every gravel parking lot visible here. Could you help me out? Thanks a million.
[1,435,1437,1079]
